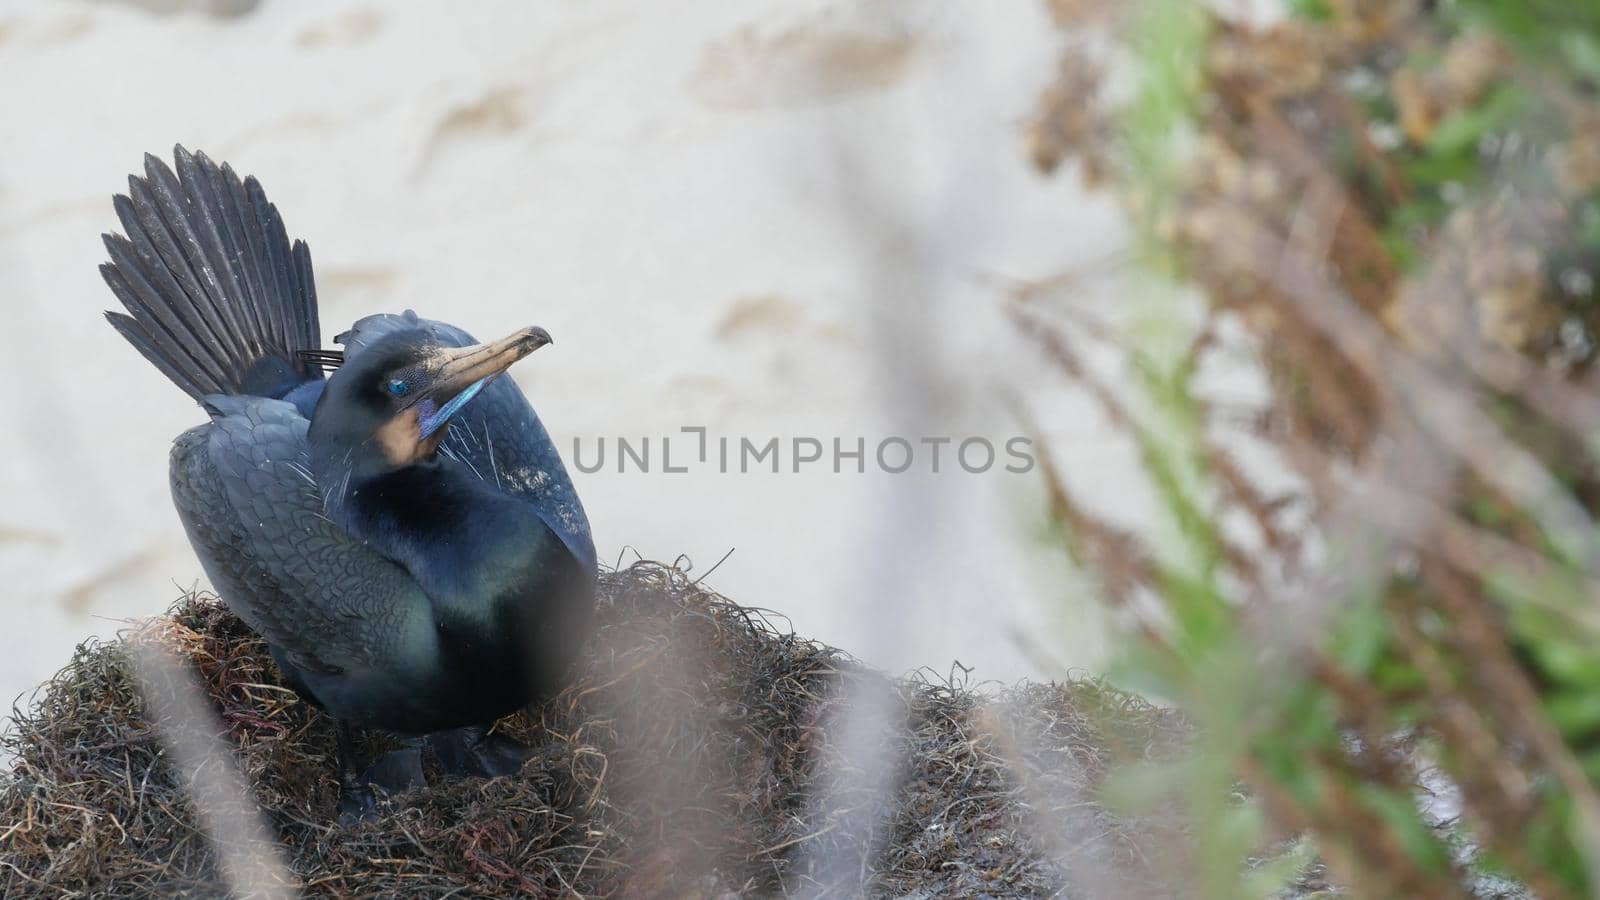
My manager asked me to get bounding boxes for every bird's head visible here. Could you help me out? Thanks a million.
[306,325,552,479]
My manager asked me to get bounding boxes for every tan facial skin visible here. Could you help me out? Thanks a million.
[372,326,552,467]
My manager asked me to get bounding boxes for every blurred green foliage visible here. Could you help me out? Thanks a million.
[1031,0,1600,896]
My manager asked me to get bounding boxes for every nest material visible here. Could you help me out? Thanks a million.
[0,562,1189,898]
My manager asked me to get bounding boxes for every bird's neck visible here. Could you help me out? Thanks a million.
[336,463,549,611]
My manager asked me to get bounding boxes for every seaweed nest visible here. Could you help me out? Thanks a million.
[0,562,1191,898]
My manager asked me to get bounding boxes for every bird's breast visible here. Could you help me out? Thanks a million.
[427,574,588,724]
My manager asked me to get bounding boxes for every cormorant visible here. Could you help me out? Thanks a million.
[98,146,598,817]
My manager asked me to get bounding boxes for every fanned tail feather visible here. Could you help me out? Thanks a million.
[101,145,323,401]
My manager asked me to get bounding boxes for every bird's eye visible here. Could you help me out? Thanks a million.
[386,378,410,397]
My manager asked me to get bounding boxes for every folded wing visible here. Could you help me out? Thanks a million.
[171,395,430,683]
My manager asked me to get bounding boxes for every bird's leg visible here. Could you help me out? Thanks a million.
[428,724,532,779]
[336,722,426,825]
[362,742,426,792]
[336,721,377,824]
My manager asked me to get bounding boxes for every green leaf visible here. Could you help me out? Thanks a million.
[1426,85,1526,158]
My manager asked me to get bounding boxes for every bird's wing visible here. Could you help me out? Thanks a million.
[170,395,429,677]
[433,380,597,571]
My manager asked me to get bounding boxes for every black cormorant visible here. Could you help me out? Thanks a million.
[99,146,598,817]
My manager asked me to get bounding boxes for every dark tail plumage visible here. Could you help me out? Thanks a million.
[101,145,323,401]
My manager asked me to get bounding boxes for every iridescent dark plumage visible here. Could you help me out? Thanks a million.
[100,146,597,815]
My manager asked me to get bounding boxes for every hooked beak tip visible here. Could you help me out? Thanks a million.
[525,326,553,350]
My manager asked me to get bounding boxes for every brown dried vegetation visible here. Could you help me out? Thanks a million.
[0,563,1190,897]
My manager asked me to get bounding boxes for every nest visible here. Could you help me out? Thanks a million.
[0,562,1191,898]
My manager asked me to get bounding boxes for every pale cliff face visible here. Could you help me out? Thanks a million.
[0,0,1139,702]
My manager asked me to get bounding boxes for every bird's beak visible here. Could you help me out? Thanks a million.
[417,326,552,440]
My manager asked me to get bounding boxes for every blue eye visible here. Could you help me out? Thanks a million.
[386,378,410,397]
